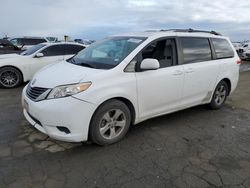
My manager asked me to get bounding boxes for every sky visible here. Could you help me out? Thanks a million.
[1,0,250,41]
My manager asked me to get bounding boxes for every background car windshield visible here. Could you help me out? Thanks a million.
[21,44,46,56]
[69,36,146,69]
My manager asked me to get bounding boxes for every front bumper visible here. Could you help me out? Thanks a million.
[22,86,97,142]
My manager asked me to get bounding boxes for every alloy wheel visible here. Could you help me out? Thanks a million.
[214,85,227,105]
[99,109,126,140]
[0,70,19,88]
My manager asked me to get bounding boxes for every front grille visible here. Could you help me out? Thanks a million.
[246,53,250,58]
[26,84,48,101]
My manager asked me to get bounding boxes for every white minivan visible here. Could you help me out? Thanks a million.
[22,29,241,145]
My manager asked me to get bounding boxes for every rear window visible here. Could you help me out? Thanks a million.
[63,44,85,55]
[180,37,212,64]
[211,38,234,59]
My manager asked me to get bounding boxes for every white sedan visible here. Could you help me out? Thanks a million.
[0,42,86,88]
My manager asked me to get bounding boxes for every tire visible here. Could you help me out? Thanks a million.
[0,67,23,88]
[209,80,229,109]
[89,99,131,145]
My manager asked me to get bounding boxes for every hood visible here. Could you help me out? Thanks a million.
[31,61,105,88]
[0,53,21,59]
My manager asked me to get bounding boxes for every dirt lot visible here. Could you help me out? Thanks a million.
[0,62,250,188]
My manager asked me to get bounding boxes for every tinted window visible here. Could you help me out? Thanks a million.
[21,39,46,45]
[141,39,177,68]
[41,45,65,56]
[212,38,234,59]
[180,37,212,63]
[63,44,85,55]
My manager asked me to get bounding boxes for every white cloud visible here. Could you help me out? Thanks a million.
[128,0,157,7]
[0,0,249,40]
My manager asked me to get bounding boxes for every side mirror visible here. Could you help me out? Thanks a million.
[35,53,44,58]
[140,58,160,71]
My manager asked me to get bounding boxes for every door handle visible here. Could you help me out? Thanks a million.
[185,68,194,73]
[173,70,183,76]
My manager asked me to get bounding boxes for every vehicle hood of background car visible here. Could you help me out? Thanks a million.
[0,53,21,59]
[31,61,105,88]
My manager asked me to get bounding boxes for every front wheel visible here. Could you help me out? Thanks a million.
[0,67,23,88]
[209,80,229,109]
[89,100,131,145]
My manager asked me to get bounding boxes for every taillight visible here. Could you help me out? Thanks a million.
[237,59,241,64]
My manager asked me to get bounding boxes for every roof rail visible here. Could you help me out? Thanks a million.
[159,28,222,36]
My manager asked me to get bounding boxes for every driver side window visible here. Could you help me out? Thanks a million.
[141,38,177,68]
[41,45,64,57]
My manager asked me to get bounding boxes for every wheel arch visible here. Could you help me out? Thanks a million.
[0,65,24,82]
[221,78,231,95]
[91,97,136,125]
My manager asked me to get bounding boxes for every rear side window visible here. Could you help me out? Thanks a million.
[63,44,85,55]
[211,38,234,59]
[180,37,212,64]
[41,45,65,56]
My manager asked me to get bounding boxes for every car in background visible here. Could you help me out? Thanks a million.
[241,49,250,60]
[0,42,86,88]
[46,37,58,42]
[239,42,250,60]
[74,39,95,45]
[22,29,240,145]
[0,39,23,54]
[239,42,249,53]
[9,37,48,50]
[232,42,242,53]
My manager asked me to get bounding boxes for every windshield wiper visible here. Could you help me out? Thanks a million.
[68,58,96,68]
[78,62,96,68]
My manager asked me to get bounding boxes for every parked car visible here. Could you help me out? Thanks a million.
[22,29,240,145]
[238,42,249,54]
[9,37,48,50]
[0,42,86,88]
[241,49,250,60]
[232,42,242,53]
[74,39,94,45]
[0,39,23,54]
[45,37,58,42]
[238,42,250,60]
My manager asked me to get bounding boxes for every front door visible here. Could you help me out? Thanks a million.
[135,38,184,120]
[30,45,65,78]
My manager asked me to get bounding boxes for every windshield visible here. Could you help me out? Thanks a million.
[21,43,46,56]
[68,36,146,69]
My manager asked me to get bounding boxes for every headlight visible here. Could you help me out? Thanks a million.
[47,82,91,99]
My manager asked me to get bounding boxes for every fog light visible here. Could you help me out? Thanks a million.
[57,126,71,134]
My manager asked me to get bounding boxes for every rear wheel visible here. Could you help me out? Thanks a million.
[209,80,229,109]
[89,100,131,145]
[0,67,23,88]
